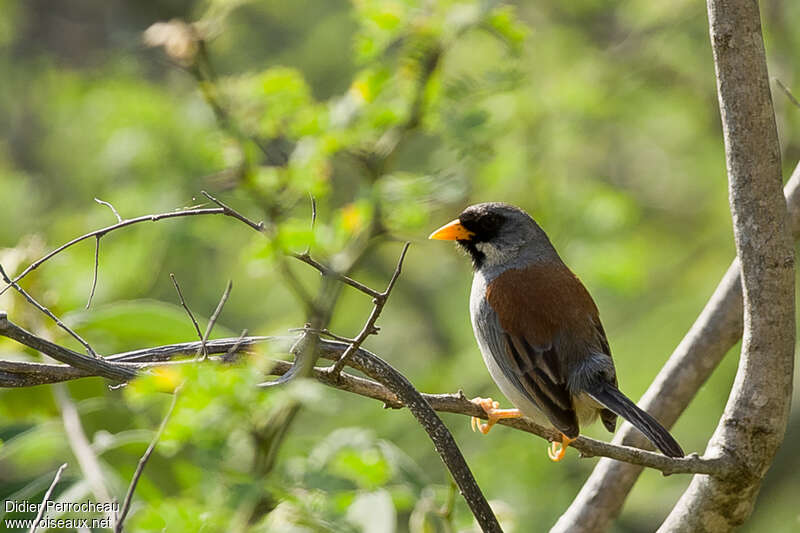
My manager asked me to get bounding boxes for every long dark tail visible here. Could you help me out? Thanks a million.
[586,382,684,457]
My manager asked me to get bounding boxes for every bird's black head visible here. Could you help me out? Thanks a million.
[456,203,509,268]
[430,202,556,270]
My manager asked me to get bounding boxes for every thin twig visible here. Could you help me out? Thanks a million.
[115,386,181,533]
[287,326,352,343]
[776,78,800,109]
[54,385,111,504]
[85,236,101,309]
[302,194,317,256]
[309,194,317,231]
[291,252,382,299]
[169,273,204,347]
[277,259,315,314]
[327,242,410,378]
[0,263,98,357]
[95,198,123,223]
[30,463,68,533]
[200,190,266,233]
[0,207,226,297]
[222,329,248,362]
[190,43,284,165]
[197,280,233,361]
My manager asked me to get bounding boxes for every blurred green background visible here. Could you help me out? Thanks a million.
[1,0,799,531]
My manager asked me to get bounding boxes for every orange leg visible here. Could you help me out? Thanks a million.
[547,434,577,462]
[470,397,522,435]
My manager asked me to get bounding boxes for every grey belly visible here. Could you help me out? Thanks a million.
[469,273,550,427]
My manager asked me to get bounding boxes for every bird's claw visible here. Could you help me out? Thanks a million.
[547,434,576,462]
[469,397,520,435]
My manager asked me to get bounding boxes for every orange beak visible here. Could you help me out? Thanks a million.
[428,219,475,241]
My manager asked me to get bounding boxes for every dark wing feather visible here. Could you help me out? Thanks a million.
[502,333,579,438]
[592,318,618,433]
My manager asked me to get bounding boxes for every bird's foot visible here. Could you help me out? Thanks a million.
[548,434,577,462]
[470,397,522,435]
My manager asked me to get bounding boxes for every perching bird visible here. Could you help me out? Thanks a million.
[429,202,684,461]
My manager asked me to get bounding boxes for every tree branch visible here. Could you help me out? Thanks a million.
[290,252,382,299]
[54,385,112,504]
[0,334,737,478]
[268,358,734,478]
[0,207,226,297]
[316,342,499,532]
[197,279,232,361]
[169,273,204,347]
[0,313,135,382]
[327,242,410,377]
[552,162,800,533]
[30,463,68,533]
[660,1,794,530]
[0,263,99,357]
[115,386,181,532]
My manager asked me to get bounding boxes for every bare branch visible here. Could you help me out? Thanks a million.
[197,280,232,361]
[0,313,136,382]
[200,190,266,234]
[115,386,181,533]
[268,358,734,477]
[54,385,111,503]
[288,326,352,343]
[169,273,204,346]
[95,198,123,223]
[291,252,382,299]
[327,242,410,377]
[30,463,68,533]
[0,264,99,357]
[222,329,248,362]
[85,236,101,309]
[775,78,800,109]
[0,207,225,297]
[318,343,502,530]
[0,334,737,478]
[659,0,794,529]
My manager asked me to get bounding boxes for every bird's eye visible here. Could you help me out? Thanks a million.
[479,213,503,233]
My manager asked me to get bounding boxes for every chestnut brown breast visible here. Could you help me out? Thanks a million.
[485,262,600,348]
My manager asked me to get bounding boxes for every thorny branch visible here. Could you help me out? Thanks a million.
[327,242,410,378]
[200,190,266,233]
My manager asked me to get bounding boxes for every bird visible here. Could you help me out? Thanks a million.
[429,202,684,461]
